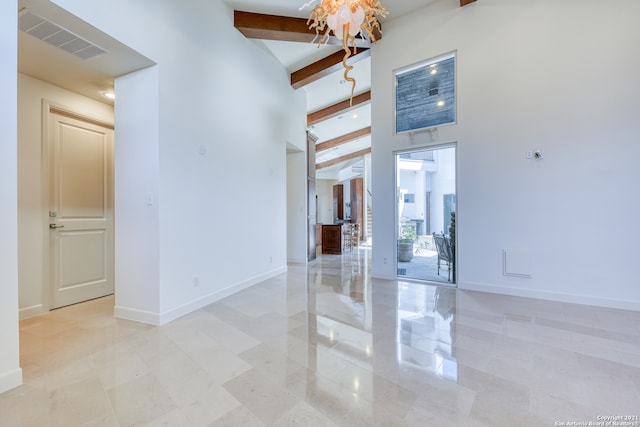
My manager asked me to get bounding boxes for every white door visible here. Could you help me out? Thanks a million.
[48,109,114,309]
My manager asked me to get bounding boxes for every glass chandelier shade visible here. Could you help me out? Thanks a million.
[306,0,388,104]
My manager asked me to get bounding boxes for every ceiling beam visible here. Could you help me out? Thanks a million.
[307,90,371,126]
[316,127,371,153]
[233,11,381,90]
[316,147,371,170]
[234,11,373,47]
[291,48,370,89]
[460,0,477,6]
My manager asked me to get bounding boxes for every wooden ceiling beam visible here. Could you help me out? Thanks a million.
[234,11,372,47]
[460,0,477,6]
[291,48,370,89]
[316,127,371,153]
[316,147,371,170]
[233,11,382,90]
[307,90,371,126]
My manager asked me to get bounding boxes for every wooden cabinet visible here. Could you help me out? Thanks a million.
[321,224,342,254]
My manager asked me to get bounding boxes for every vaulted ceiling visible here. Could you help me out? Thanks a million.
[17,0,476,180]
[227,0,476,179]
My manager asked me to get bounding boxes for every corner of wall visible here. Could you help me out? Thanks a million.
[0,368,23,394]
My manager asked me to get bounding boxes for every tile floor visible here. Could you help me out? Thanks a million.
[2,249,640,426]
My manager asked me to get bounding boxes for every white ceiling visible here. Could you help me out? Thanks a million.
[224,0,437,177]
[17,0,433,178]
[18,0,155,105]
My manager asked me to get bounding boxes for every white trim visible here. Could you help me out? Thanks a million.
[113,306,160,325]
[157,266,288,325]
[372,273,396,281]
[0,368,23,394]
[114,266,289,326]
[18,304,44,320]
[287,257,307,265]
[459,280,640,312]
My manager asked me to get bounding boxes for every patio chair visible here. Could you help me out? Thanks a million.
[432,233,453,281]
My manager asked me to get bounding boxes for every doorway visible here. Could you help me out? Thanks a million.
[395,144,456,284]
[46,104,115,309]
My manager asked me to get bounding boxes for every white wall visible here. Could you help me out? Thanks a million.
[399,170,419,219]
[0,1,22,393]
[372,0,640,310]
[113,67,161,321]
[287,151,307,264]
[52,0,307,324]
[17,74,114,319]
[317,179,338,224]
[342,180,351,219]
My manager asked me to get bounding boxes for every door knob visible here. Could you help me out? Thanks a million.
[49,224,65,229]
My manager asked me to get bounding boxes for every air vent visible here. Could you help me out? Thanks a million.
[351,160,364,173]
[18,9,107,60]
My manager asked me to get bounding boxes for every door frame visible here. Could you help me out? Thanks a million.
[393,142,458,285]
[41,100,115,312]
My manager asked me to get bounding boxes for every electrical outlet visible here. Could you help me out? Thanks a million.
[193,275,199,287]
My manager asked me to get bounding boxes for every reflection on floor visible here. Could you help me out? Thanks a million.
[3,248,640,426]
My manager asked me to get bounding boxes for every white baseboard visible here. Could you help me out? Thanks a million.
[0,368,23,394]
[114,266,289,326]
[287,257,307,265]
[114,306,161,325]
[372,271,397,281]
[19,304,44,320]
[458,280,640,312]
[157,266,288,325]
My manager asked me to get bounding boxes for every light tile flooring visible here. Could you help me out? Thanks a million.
[2,249,640,426]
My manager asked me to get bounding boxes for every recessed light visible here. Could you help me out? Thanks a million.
[102,91,115,100]
[352,114,358,119]
[430,68,438,75]
[437,100,445,107]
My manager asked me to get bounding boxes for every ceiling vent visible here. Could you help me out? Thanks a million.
[351,160,364,173]
[18,9,107,60]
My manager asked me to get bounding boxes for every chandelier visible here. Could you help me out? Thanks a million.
[305,0,388,104]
